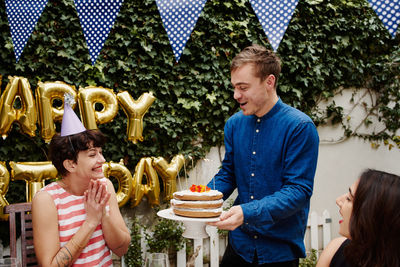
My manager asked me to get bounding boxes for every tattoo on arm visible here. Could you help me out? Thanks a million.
[56,246,73,267]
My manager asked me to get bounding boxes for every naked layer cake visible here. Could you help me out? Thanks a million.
[171,184,223,218]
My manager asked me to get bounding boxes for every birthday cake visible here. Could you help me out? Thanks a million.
[171,184,223,218]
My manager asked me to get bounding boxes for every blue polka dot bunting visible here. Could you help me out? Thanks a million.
[249,0,299,52]
[156,0,207,63]
[5,0,48,63]
[368,0,400,38]
[74,0,124,65]
[5,0,399,64]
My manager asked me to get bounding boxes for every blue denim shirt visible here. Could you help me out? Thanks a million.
[208,99,319,264]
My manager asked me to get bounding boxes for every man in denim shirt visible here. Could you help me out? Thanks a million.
[208,44,319,266]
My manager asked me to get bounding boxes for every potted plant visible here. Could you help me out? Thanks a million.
[145,217,185,265]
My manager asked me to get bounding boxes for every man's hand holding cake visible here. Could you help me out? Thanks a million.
[207,205,244,231]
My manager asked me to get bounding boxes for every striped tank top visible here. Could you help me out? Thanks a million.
[42,180,113,267]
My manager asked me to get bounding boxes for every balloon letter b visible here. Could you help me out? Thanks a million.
[0,162,10,221]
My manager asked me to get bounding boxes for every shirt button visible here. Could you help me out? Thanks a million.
[246,222,249,225]
[251,173,254,176]
[257,119,261,123]
[253,151,256,154]
[256,129,259,133]
[254,235,258,239]
[251,195,254,199]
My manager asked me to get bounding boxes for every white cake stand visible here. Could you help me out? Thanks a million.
[157,208,220,239]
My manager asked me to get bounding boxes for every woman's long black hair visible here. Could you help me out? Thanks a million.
[345,169,400,267]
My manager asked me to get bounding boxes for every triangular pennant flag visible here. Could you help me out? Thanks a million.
[5,0,48,62]
[368,0,400,38]
[249,0,299,51]
[156,0,207,62]
[74,0,124,65]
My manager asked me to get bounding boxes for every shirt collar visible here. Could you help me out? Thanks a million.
[253,98,283,121]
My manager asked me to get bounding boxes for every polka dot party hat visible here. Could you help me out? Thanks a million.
[5,0,48,63]
[249,0,299,52]
[156,0,207,63]
[74,0,124,65]
[368,0,400,38]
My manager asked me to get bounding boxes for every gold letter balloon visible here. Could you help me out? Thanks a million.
[78,87,118,130]
[152,155,185,201]
[9,161,58,202]
[0,162,10,220]
[131,157,160,207]
[102,160,132,207]
[36,81,77,143]
[0,75,188,209]
[117,92,155,144]
[0,76,37,139]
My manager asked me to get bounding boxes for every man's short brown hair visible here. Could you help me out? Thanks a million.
[231,44,281,87]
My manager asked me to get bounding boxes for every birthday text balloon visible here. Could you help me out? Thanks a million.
[131,157,160,207]
[36,81,77,143]
[10,161,58,202]
[102,160,133,207]
[78,87,118,130]
[152,154,185,201]
[0,162,10,220]
[0,76,37,139]
[117,92,155,144]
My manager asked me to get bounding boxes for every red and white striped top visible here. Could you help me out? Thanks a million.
[42,180,113,267]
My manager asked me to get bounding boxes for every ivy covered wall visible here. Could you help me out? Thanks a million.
[0,0,399,207]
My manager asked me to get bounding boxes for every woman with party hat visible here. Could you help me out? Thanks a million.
[32,94,130,266]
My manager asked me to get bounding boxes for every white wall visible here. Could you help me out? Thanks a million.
[314,136,400,239]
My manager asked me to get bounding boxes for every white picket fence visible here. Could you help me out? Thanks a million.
[304,210,332,256]
[123,210,331,267]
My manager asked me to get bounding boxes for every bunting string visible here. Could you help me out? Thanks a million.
[4,0,400,64]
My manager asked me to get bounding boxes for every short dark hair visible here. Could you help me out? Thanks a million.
[231,44,281,87]
[345,169,400,266]
[49,130,106,176]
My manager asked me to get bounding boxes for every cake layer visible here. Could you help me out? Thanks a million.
[172,207,222,218]
[173,189,223,201]
[171,199,223,209]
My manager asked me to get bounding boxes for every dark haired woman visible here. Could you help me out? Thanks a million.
[316,169,400,267]
[32,125,130,266]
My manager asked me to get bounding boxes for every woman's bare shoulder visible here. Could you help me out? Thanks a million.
[32,190,57,213]
[316,236,347,267]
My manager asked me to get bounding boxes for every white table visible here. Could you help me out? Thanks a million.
[157,209,220,267]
